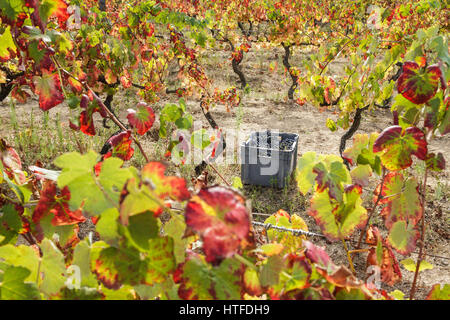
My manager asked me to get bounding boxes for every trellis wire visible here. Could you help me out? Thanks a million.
[252,221,325,238]
[251,220,450,262]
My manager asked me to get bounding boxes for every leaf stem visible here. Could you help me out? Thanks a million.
[409,167,428,300]
[354,167,387,252]
[342,238,356,274]
[234,253,257,271]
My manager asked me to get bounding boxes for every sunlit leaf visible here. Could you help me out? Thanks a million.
[400,258,433,272]
[33,69,65,111]
[397,61,444,104]
[127,102,156,136]
[0,266,40,300]
[373,126,427,171]
[185,186,250,264]
[426,284,450,300]
[387,221,419,255]
[376,172,421,228]
[178,256,243,299]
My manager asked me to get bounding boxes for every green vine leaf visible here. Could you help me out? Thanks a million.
[0,265,40,300]
[296,151,318,195]
[178,256,243,300]
[400,258,433,272]
[387,221,419,255]
[308,185,367,241]
[55,152,133,216]
[91,238,175,290]
[426,284,450,300]
[40,239,66,296]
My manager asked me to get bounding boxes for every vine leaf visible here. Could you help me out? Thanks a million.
[0,266,40,300]
[165,215,194,264]
[33,69,65,111]
[40,238,66,296]
[376,172,421,228]
[263,211,308,253]
[78,96,108,136]
[0,245,40,282]
[366,227,402,286]
[426,284,450,300]
[350,164,372,187]
[313,161,350,202]
[55,151,133,216]
[243,268,263,296]
[373,126,427,171]
[296,151,318,195]
[102,131,134,161]
[342,134,370,166]
[141,162,190,202]
[29,0,70,30]
[0,138,26,184]
[425,152,445,171]
[32,180,86,226]
[0,26,16,61]
[178,256,243,299]
[91,239,175,290]
[275,254,312,297]
[185,186,250,264]
[387,221,419,255]
[400,258,433,272]
[0,204,23,245]
[71,240,99,288]
[127,102,155,136]
[303,240,332,270]
[397,61,444,105]
[343,133,381,175]
[119,162,189,224]
[308,185,367,241]
[260,255,285,287]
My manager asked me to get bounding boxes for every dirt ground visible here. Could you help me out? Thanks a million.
[0,44,448,299]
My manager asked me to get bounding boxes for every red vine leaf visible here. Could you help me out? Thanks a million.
[397,61,444,104]
[366,227,402,286]
[185,186,250,264]
[11,86,31,103]
[32,180,85,226]
[127,102,155,136]
[317,265,365,291]
[78,95,107,136]
[33,69,65,111]
[141,162,190,202]
[303,240,332,270]
[373,126,427,171]
[103,131,134,161]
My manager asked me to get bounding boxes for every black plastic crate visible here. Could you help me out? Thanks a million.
[241,131,299,188]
